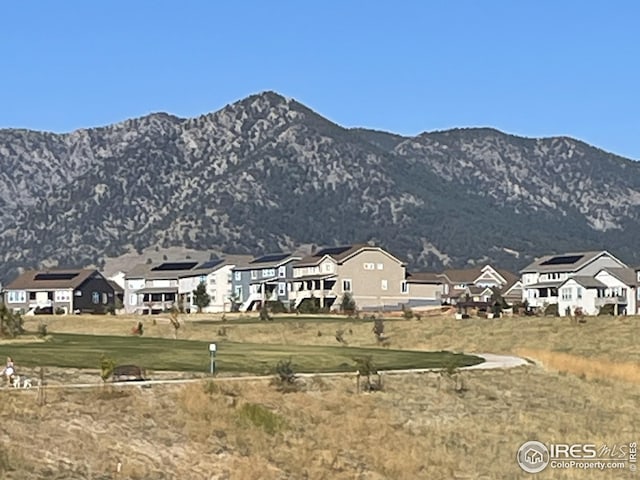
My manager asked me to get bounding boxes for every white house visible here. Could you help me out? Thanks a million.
[521,251,627,311]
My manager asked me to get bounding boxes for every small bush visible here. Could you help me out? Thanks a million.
[266,300,287,314]
[259,306,273,322]
[236,403,287,435]
[335,329,347,345]
[37,322,48,338]
[402,305,414,320]
[54,307,66,315]
[544,303,558,317]
[100,355,115,382]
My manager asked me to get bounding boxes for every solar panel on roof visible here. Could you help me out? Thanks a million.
[197,259,223,270]
[315,246,352,257]
[250,253,290,264]
[34,272,79,281]
[151,262,199,271]
[540,255,584,266]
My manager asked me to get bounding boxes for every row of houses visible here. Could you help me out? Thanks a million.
[0,245,636,317]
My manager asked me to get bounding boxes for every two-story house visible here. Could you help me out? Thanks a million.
[557,267,636,316]
[231,253,301,311]
[291,244,407,311]
[438,265,520,305]
[3,269,116,314]
[521,251,627,312]
[177,255,253,313]
[124,261,204,314]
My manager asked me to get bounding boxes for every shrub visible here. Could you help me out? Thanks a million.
[265,300,287,314]
[54,307,66,315]
[354,356,382,392]
[0,304,24,338]
[236,403,287,435]
[544,303,559,317]
[297,295,320,314]
[100,355,115,382]
[341,292,356,314]
[401,305,414,320]
[37,322,48,338]
[335,329,347,345]
[259,306,273,321]
[372,316,385,343]
[598,304,615,316]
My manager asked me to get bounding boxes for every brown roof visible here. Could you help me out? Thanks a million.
[293,244,404,268]
[438,267,482,284]
[405,272,442,284]
[597,267,637,286]
[5,269,101,290]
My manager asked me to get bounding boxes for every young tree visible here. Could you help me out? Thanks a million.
[192,281,211,313]
[341,292,357,315]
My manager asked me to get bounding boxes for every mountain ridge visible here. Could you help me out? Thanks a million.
[0,90,638,283]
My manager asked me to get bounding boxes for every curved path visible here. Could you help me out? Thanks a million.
[2,353,529,392]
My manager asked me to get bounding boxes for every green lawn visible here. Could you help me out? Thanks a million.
[0,333,483,375]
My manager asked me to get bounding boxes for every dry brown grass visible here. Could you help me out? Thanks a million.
[1,366,638,479]
[517,348,640,385]
[6,312,638,479]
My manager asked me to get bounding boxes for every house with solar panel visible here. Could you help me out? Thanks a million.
[231,253,302,312]
[177,255,253,313]
[290,244,408,311]
[520,251,629,313]
[124,260,204,314]
[2,269,117,314]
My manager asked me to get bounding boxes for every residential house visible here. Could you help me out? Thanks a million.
[3,269,116,314]
[290,244,407,311]
[231,253,301,312]
[402,272,443,307]
[177,255,253,313]
[124,261,204,314]
[557,267,636,316]
[438,265,519,305]
[521,251,628,312]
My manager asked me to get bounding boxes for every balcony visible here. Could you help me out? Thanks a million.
[595,295,627,306]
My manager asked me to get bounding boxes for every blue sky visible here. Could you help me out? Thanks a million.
[1,1,639,158]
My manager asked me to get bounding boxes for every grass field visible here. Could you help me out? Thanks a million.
[0,332,482,375]
[1,312,638,479]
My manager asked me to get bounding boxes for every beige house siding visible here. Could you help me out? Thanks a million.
[336,249,406,310]
[406,282,442,301]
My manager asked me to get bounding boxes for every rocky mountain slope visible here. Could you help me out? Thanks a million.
[1,91,639,283]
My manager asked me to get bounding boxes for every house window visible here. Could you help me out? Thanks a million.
[75,290,82,296]
[401,281,408,294]
[234,286,243,298]
[560,288,572,300]
[262,268,275,277]
[199,275,206,283]
[7,291,26,303]
[577,288,583,299]
[363,263,374,270]
[129,294,138,306]
[323,263,333,273]
[342,279,352,292]
[251,270,258,280]
[377,263,384,270]
[278,282,286,296]
[92,292,100,304]
[54,290,71,302]
[102,293,108,304]
[381,280,388,290]
[278,266,286,278]
[209,278,216,285]
[234,271,241,281]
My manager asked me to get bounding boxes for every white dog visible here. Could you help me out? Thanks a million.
[11,376,33,389]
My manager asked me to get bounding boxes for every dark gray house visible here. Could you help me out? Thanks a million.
[231,253,301,311]
[3,269,117,314]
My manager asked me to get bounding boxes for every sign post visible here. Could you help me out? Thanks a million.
[209,343,217,376]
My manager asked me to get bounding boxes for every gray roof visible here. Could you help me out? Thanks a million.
[294,244,405,268]
[5,269,102,290]
[597,267,637,286]
[561,276,607,289]
[178,255,253,278]
[520,251,622,274]
[235,253,301,270]
[405,272,442,284]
